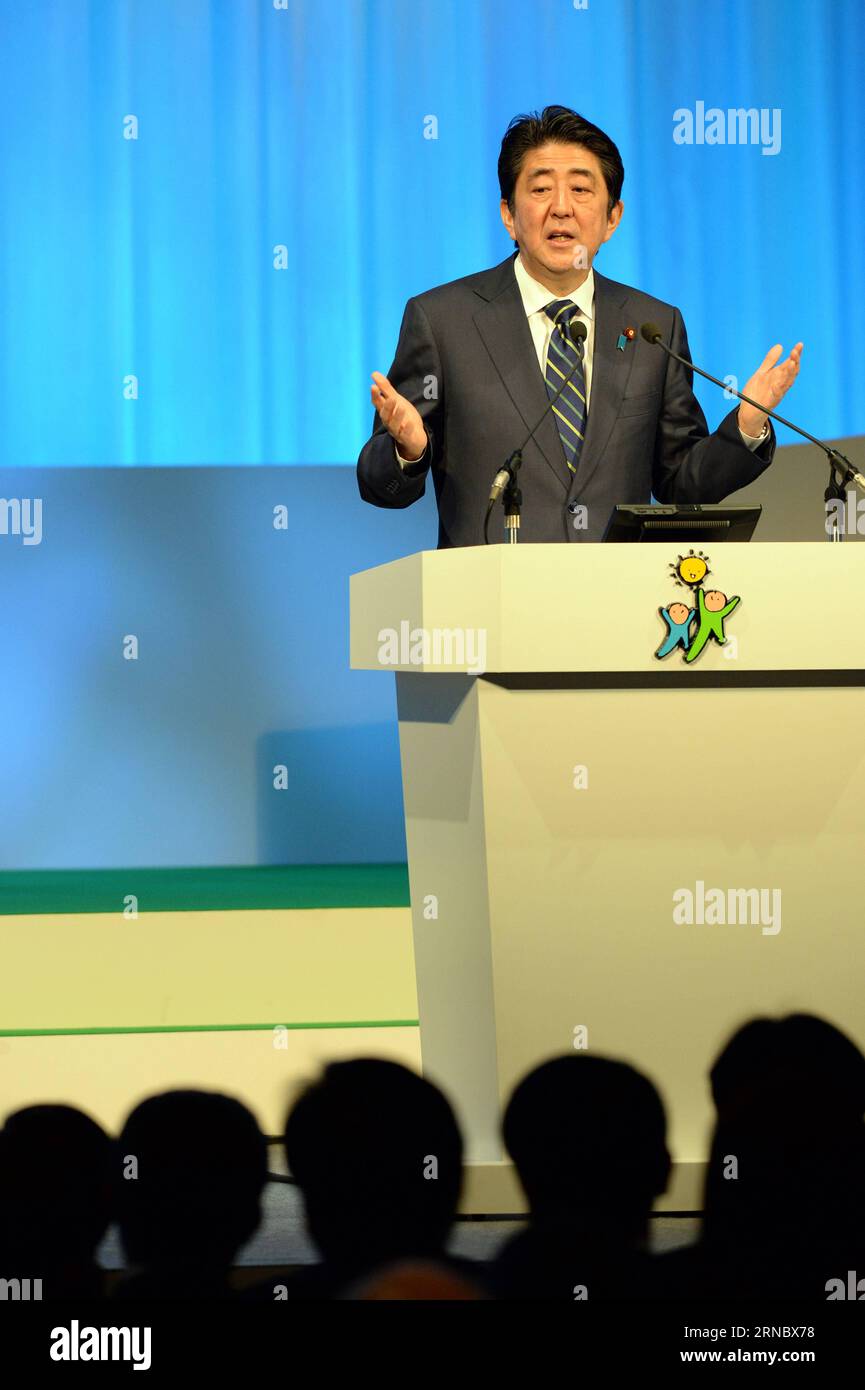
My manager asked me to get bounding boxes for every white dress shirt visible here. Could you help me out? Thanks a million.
[513,252,598,405]
[396,253,767,464]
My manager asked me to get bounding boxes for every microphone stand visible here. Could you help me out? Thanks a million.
[484,323,587,545]
[502,460,523,543]
[825,468,847,543]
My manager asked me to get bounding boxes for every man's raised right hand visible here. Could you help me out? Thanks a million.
[370,372,427,461]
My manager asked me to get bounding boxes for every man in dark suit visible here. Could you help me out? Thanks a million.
[357,106,802,546]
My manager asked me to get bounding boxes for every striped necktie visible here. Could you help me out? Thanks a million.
[543,299,586,475]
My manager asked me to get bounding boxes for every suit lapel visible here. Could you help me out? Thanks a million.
[473,256,572,493]
[571,272,635,497]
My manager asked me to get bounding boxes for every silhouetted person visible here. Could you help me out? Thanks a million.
[113,1089,267,1299]
[0,1104,113,1299]
[255,1058,468,1299]
[658,1013,865,1299]
[490,1055,671,1300]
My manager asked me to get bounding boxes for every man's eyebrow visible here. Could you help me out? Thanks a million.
[526,166,597,182]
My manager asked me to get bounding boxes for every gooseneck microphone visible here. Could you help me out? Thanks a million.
[485,316,588,544]
[640,322,865,496]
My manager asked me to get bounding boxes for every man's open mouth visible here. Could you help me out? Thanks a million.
[547,231,575,241]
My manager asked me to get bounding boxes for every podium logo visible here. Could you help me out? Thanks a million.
[673,102,781,156]
[377,622,487,675]
[655,551,740,664]
[672,880,782,936]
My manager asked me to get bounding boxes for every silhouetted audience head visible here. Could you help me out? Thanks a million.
[503,1055,670,1239]
[710,1012,865,1125]
[0,1103,112,1297]
[284,1059,463,1270]
[702,1012,865,1262]
[116,1089,266,1292]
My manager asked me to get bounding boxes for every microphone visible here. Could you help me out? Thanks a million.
[487,317,588,506]
[487,467,514,505]
[640,322,865,495]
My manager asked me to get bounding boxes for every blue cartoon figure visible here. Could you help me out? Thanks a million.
[655,600,694,659]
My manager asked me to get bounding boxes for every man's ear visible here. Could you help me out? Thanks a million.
[500,198,516,242]
[602,200,624,245]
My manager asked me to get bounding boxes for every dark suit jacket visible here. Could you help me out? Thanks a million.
[357,252,775,546]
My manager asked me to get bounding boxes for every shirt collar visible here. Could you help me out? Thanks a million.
[514,252,595,323]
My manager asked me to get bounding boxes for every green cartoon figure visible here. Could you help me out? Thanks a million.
[684,588,740,664]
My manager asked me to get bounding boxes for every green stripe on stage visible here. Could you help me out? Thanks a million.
[0,864,411,916]
[0,1020,419,1038]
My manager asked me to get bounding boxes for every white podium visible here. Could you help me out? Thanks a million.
[351,544,865,1212]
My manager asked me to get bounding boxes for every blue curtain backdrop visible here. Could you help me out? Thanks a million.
[1,0,863,468]
[1,0,863,869]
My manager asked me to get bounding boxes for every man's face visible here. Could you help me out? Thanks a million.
[500,141,623,288]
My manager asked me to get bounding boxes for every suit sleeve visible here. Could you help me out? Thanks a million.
[651,308,775,504]
[357,296,443,509]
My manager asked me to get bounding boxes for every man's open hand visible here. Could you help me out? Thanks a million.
[738,342,804,436]
[370,372,427,461]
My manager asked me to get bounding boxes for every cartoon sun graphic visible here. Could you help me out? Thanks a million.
[670,550,710,589]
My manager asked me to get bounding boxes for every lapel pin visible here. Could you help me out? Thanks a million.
[616,326,637,352]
